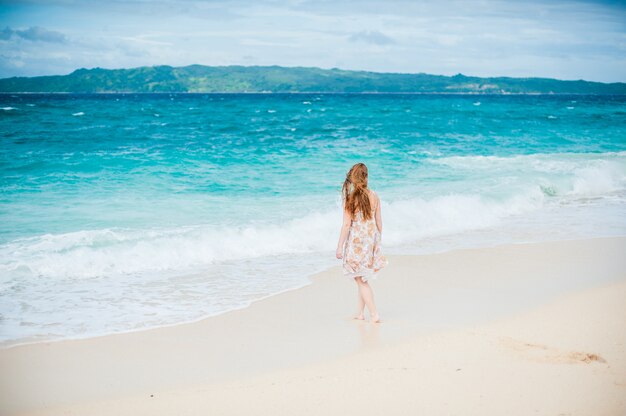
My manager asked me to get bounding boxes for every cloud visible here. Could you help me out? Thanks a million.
[348,30,395,45]
[0,0,624,81]
[0,29,10,41]
[0,26,67,43]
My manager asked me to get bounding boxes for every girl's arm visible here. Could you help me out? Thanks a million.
[336,207,352,259]
[374,192,383,234]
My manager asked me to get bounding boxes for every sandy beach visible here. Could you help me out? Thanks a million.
[1,236,625,416]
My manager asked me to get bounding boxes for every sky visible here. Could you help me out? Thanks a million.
[0,0,624,82]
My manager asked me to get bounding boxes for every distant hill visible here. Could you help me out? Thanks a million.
[0,65,624,94]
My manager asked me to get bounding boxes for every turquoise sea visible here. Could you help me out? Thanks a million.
[1,93,625,346]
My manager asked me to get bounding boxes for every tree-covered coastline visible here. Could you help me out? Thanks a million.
[1,65,624,94]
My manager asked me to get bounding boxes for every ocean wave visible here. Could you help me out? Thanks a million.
[569,162,625,196]
[429,152,626,199]
[383,191,544,246]
[3,168,623,281]
[1,152,624,281]
[0,213,339,280]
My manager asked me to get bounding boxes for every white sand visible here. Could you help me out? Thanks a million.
[1,237,624,415]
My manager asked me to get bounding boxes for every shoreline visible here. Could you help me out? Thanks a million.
[0,279,317,351]
[1,236,624,415]
[2,234,623,351]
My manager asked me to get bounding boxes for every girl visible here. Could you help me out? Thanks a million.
[335,163,388,323]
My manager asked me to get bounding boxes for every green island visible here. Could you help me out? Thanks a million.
[1,65,624,94]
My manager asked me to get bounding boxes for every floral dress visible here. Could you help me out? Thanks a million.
[342,203,388,282]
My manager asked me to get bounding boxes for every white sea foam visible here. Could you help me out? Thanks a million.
[429,152,626,199]
[569,162,625,196]
[383,191,545,246]
[1,106,17,111]
[72,111,84,116]
[0,213,338,280]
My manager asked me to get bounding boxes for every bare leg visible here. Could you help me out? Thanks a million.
[355,276,381,323]
[354,283,365,320]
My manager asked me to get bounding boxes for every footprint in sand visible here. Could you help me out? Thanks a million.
[498,336,607,365]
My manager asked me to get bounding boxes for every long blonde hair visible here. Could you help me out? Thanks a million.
[342,163,372,220]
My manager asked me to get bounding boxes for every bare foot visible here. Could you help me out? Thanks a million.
[353,314,365,320]
[370,314,382,323]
